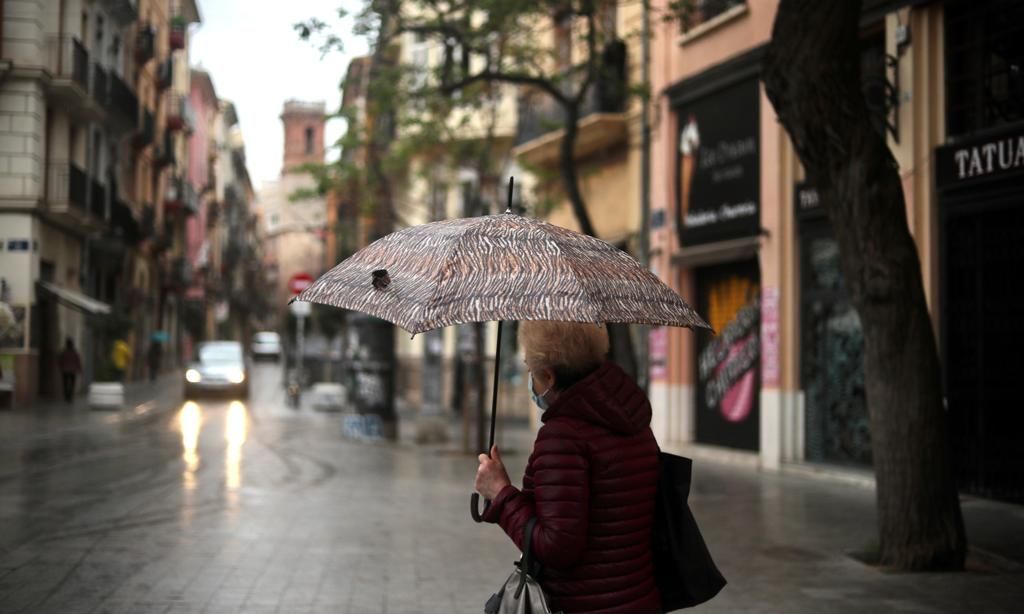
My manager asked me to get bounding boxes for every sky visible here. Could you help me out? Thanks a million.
[190,0,368,187]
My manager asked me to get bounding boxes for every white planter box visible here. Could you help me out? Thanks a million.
[88,382,125,409]
[311,382,346,411]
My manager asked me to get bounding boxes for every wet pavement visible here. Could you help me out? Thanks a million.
[0,364,1021,613]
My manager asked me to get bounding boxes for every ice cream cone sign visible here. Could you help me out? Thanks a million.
[679,114,701,222]
[675,115,700,223]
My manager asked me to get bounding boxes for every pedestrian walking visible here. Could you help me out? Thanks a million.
[111,337,132,383]
[475,321,662,614]
[57,337,82,403]
[147,339,163,382]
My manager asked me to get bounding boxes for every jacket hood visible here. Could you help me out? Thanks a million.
[541,361,652,435]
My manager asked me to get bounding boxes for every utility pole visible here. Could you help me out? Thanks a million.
[638,0,652,393]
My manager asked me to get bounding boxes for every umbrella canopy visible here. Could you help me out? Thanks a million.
[295,213,710,333]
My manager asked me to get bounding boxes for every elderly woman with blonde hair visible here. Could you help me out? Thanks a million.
[476,320,661,614]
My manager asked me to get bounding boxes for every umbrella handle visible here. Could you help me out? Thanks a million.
[471,492,490,523]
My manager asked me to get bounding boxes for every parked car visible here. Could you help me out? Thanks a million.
[251,331,282,362]
[184,341,249,399]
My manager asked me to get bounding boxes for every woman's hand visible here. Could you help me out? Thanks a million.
[476,445,511,500]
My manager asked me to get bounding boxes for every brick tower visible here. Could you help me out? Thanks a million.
[280,100,326,173]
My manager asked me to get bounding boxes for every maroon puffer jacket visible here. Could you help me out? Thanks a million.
[483,361,661,614]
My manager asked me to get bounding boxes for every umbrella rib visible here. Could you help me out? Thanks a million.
[559,241,605,324]
[423,222,477,324]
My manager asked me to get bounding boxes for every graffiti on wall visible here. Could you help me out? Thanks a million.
[699,294,760,423]
[343,414,384,441]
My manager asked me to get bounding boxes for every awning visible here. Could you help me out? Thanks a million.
[671,236,761,268]
[36,281,112,316]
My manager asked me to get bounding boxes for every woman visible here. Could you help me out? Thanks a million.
[57,337,82,403]
[476,320,661,614]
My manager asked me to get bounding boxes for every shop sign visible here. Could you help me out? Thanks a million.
[794,182,824,220]
[761,287,780,387]
[936,128,1024,190]
[675,77,761,246]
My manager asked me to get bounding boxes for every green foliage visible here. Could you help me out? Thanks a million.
[296,1,680,233]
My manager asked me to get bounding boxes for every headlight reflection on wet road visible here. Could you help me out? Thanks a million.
[226,401,248,492]
[179,401,201,490]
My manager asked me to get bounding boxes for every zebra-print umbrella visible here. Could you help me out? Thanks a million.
[294,182,708,522]
[294,213,710,333]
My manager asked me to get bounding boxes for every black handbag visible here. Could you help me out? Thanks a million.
[652,452,727,611]
[485,517,561,614]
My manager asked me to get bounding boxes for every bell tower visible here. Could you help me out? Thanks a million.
[280,100,326,173]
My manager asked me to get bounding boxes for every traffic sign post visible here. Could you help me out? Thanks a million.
[288,273,314,406]
[289,273,314,296]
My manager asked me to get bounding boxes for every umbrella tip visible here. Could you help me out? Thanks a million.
[505,176,515,214]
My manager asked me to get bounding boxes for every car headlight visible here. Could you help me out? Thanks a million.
[185,369,201,383]
[228,369,246,384]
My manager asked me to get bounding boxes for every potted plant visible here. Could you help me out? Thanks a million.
[169,16,187,50]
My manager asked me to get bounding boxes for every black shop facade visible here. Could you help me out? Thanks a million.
[666,49,763,453]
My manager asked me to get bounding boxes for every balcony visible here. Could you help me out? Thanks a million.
[108,0,139,24]
[165,94,193,132]
[513,42,629,167]
[45,162,89,222]
[154,132,175,169]
[134,25,156,64]
[108,73,139,133]
[46,36,92,112]
[90,62,109,108]
[134,108,155,148]
[156,57,173,91]
[164,175,198,216]
[139,203,156,240]
[110,199,141,245]
[88,177,107,220]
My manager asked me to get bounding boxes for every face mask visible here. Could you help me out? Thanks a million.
[528,371,552,411]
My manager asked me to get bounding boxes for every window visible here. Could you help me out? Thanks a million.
[304,127,314,154]
[946,0,1024,137]
[679,0,746,33]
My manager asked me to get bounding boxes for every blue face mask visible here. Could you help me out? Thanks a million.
[528,372,552,411]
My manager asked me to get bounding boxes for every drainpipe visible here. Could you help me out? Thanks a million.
[637,0,652,393]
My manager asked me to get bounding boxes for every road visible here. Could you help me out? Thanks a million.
[0,364,1022,613]
[0,364,520,613]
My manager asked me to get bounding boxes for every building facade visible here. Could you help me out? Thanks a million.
[0,0,199,404]
[648,0,1023,502]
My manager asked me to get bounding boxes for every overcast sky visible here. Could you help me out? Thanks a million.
[190,0,368,187]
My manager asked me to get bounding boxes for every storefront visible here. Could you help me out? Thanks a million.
[668,49,764,453]
[937,0,1024,503]
[794,184,870,467]
[936,126,1024,503]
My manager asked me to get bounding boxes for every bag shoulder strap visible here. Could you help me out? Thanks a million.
[515,517,539,600]
[522,517,538,567]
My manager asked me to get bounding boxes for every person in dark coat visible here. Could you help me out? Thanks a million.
[57,337,82,403]
[476,320,661,614]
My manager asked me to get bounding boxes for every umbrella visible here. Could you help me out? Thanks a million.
[295,179,710,520]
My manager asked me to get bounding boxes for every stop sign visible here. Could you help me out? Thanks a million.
[289,272,314,295]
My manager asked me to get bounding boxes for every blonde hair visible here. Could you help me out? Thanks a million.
[519,320,609,387]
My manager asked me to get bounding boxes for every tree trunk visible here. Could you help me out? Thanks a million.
[762,0,965,570]
[559,107,597,237]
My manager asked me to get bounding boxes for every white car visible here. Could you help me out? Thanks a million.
[251,331,282,361]
[184,341,249,399]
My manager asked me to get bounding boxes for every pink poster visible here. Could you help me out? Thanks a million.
[761,286,780,387]
[649,327,668,381]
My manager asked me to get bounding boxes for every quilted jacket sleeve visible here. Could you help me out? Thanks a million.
[482,420,590,569]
